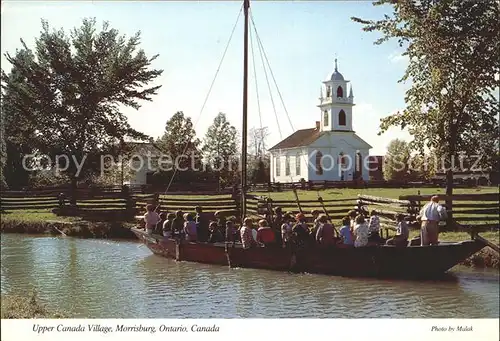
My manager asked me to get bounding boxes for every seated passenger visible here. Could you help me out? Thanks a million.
[172,210,185,239]
[315,214,336,246]
[155,212,167,235]
[273,207,284,245]
[162,213,175,238]
[214,211,227,237]
[208,221,224,243]
[256,219,276,247]
[353,215,369,248]
[386,214,409,247]
[311,210,321,238]
[240,218,257,249]
[339,216,354,246]
[183,213,198,242]
[143,204,160,235]
[292,213,310,247]
[368,210,382,243]
[195,206,208,242]
[225,220,237,246]
[281,213,293,248]
[347,210,357,233]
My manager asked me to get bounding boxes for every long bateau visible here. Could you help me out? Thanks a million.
[131,228,487,279]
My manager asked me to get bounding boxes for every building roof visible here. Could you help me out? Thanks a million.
[269,128,373,151]
[330,58,344,81]
[268,128,322,151]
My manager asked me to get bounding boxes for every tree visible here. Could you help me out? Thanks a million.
[0,103,7,190]
[202,112,238,190]
[383,139,410,181]
[156,111,201,185]
[1,50,36,189]
[353,0,499,225]
[248,126,270,184]
[1,18,163,200]
[249,126,269,157]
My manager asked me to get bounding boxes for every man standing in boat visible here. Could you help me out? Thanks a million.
[418,195,448,246]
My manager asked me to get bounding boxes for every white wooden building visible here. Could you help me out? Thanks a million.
[268,60,372,182]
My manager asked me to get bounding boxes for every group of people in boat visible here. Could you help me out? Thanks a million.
[142,195,447,249]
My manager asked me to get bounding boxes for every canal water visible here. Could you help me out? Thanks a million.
[1,234,498,318]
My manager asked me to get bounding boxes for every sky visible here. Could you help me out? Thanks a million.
[1,0,413,155]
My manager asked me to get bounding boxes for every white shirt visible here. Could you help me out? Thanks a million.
[368,215,380,233]
[420,202,447,221]
[144,211,160,228]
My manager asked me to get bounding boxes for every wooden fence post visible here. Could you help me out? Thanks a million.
[300,178,306,190]
[292,187,303,214]
[266,197,274,224]
[122,185,136,218]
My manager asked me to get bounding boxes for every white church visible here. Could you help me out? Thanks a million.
[268,60,372,183]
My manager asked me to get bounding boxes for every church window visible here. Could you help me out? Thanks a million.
[315,151,323,175]
[285,156,290,176]
[326,86,331,97]
[338,152,345,165]
[275,156,280,176]
[339,110,346,126]
[295,153,301,175]
[336,86,343,98]
[323,110,328,126]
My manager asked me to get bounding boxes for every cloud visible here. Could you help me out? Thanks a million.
[388,51,408,64]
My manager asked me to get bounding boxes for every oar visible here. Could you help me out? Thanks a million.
[317,194,340,237]
[54,226,67,237]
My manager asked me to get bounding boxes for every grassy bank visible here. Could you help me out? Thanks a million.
[1,292,69,319]
[1,214,136,239]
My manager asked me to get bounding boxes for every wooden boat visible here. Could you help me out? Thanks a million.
[131,0,497,279]
[132,228,490,278]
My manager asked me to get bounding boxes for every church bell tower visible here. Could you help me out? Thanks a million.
[317,59,355,132]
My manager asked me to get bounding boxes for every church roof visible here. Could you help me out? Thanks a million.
[330,58,344,81]
[330,70,344,81]
[268,128,322,151]
[269,129,372,151]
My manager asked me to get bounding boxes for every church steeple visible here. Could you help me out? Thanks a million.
[317,58,355,132]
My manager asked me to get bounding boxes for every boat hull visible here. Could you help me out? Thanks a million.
[131,228,486,279]
[295,241,485,278]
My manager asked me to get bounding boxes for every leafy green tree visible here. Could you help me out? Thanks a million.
[1,50,37,189]
[1,18,163,200]
[202,112,238,190]
[383,139,411,181]
[353,0,499,224]
[156,111,201,186]
[248,126,270,184]
[0,103,7,190]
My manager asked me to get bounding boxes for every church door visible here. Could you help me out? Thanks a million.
[353,153,362,180]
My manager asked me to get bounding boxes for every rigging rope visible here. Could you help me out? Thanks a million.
[164,4,243,194]
[250,14,296,133]
[249,10,272,203]
[250,14,282,142]
[249,21,264,150]
[251,13,322,216]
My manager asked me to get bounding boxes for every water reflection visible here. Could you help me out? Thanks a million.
[1,234,498,318]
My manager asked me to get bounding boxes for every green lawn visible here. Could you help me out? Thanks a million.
[252,186,499,201]
[1,210,82,223]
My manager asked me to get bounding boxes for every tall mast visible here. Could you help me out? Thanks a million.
[241,0,249,220]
